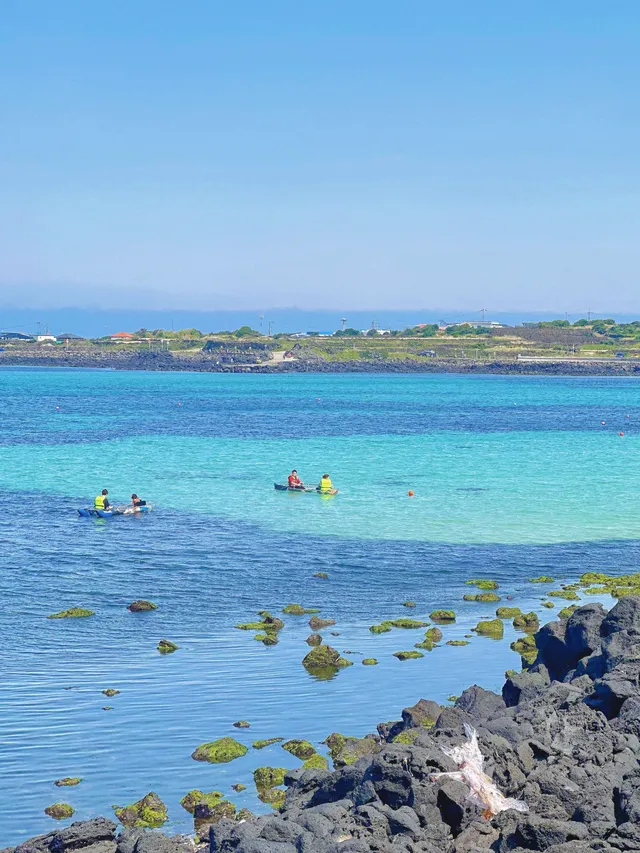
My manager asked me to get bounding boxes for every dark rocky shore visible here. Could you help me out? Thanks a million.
[8,597,640,853]
[3,348,640,376]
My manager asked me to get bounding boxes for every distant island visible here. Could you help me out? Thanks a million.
[3,318,640,375]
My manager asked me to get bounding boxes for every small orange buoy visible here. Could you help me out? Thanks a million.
[408,490,414,497]
[620,432,624,436]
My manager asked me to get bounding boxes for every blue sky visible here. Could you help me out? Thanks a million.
[1,1,638,312]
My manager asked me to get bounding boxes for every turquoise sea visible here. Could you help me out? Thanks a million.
[0,368,635,844]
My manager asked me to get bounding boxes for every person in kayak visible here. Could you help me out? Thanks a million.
[131,493,146,509]
[318,474,337,494]
[288,470,305,490]
[94,489,110,510]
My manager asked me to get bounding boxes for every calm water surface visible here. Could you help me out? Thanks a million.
[0,369,634,843]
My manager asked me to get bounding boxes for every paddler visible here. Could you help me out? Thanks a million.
[288,469,305,490]
[318,473,337,495]
[94,489,110,510]
[131,493,146,509]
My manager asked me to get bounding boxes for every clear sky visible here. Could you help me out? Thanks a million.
[1,1,638,313]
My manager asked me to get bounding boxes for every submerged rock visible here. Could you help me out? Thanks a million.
[362,658,378,665]
[496,606,522,618]
[463,592,501,602]
[465,579,499,590]
[231,783,246,792]
[47,608,94,619]
[282,739,316,760]
[191,737,248,763]
[446,640,469,646]
[44,803,74,819]
[370,618,429,632]
[402,600,417,607]
[302,644,352,676]
[157,639,179,654]
[308,615,336,630]
[474,618,504,638]
[282,603,320,615]
[232,720,250,728]
[114,792,167,828]
[127,600,157,612]
[430,609,456,622]
[393,650,424,660]
[313,572,328,579]
[101,689,120,697]
[530,575,554,582]
[305,633,322,646]
[54,777,82,787]
[252,737,284,749]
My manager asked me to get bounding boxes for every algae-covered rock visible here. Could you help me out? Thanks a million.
[282,739,316,760]
[559,604,579,619]
[313,572,328,579]
[47,608,94,619]
[302,644,352,676]
[393,650,424,660]
[370,618,428,633]
[513,612,540,632]
[542,601,554,608]
[236,808,255,821]
[474,619,504,638]
[465,579,499,590]
[45,803,74,820]
[157,639,179,654]
[252,737,284,749]
[233,720,250,728]
[548,589,580,600]
[236,612,284,635]
[496,606,522,618]
[302,753,329,770]
[282,604,320,615]
[180,789,223,814]
[448,695,459,702]
[426,626,443,642]
[193,798,235,830]
[308,615,336,630]
[369,623,392,634]
[463,592,501,603]
[511,634,537,664]
[392,729,421,745]
[102,689,120,697]
[446,640,469,646]
[402,601,416,607]
[114,792,167,828]
[430,610,456,623]
[258,788,286,809]
[253,766,287,790]
[261,635,278,646]
[54,778,81,787]
[127,600,157,612]
[325,733,381,767]
[191,737,248,763]
[231,783,246,792]
[362,658,378,665]
[530,576,554,583]
[305,633,322,646]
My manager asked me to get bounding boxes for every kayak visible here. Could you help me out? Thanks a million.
[274,483,338,495]
[78,505,152,518]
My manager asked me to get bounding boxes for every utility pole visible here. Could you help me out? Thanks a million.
[587,309,592,321]
[268,320,273,337]
[480,308,487,322]
[341,317,347,330]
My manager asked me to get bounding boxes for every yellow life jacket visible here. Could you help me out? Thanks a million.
[94,494,106,509]
[319,477,333,492]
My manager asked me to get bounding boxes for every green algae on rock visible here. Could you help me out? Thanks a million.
[369,623,392,634]
[313,572,328,579]
[464,579,499,590]
[325,733,381,767]
[474,618,504,639]
[180,789,223,814]
[191,737,248,763]
[463,592,501,603]
[302,644,352,677]
[513,612,540,632]
[429,610,456,623]
[54,778,81,787]
[446,640,469,646]
[559,604,579,619]
[425,627,443,642]
[236,808,255,822]
[282,604,320,615]
[45,803,74,820]
[47,608,94,619]
[548,589,580,601]
[258,787,286,809]
[114,792,167,828]
[448,695,459,702]
[402,601,416,607]
[496,606,522,618]
[252,737,284,749]
[102,689,120,697]
[511,634,537,664]
[233,720,250,728]
[370,618,429,633]
[393,650,424,660]
[362,658,378,665]
[392,729,421,745]
[529,576,554,583]
[157,639,179,654]
[231,783,246,792]
[308,615,336,630]
[542,601,555,608]
[282,739,316,760]
[127,600,157,612]
[193,798,236,830]
[253,766,287,790]
[302,753,329,770]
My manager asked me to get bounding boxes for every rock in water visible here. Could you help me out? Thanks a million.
[127,600,158,612]
[54,777,82,787]
[191,737,248,763]
[282,739,316,759]
[47,608,94,619]
[302,644,353,676]
[44,803,74,819]
[474,618,504,638]
[308,615,336,629]
[156,639,179,654]
[114,792,167,827]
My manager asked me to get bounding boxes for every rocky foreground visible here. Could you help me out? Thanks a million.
[7,597,640,853]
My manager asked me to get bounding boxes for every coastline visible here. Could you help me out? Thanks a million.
[8,596,640,853]
[3,349,640,377]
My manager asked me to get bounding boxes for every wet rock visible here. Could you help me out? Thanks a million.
[191,737,248,763]
[179,789,222,814]
[302,753,329,770]
[314,573,329,579]
[45,804,74,820]
[282,604,319,615]
[465,579,499,590]
[302,644,352,676]
[253,738,284,749]
[114,793,167,828]
[54,778,82,787]
[402,601,416,607]
[446,640,469,646]
[102,689,120,697]
[463,592,501,603]
[530,576,554,583]
[156,639,178,654]
[513,612,540,632]
[474,618,504,638]
[362,658,378,665]
[511,634,537,664]
[47,608,94,619]
[282,740,316,760]
[305,633,323,646]
[127,601,157,612]
[308,616,336,630]
[325,733,381,766]
[496,607,522,618]
[393,651,424,660]
[233,721,251,728]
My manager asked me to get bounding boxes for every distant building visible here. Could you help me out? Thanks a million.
[444,321,503,330]
[58,332,85,341]
[110,332,134,341]
[0,331,34,341]
[36,334,57,342]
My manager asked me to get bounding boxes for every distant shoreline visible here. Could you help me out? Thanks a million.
[2,350,640,377]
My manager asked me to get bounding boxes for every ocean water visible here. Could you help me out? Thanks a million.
[0,368,633,844]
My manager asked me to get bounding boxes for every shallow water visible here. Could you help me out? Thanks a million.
[0,369,632,843]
